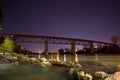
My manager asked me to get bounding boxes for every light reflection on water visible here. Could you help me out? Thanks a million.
[38,54,120,65]
[53,54,120,65]
[78,55,120,65]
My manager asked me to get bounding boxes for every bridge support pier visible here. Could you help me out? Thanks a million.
[12,35,16,42]
[71,42,76,62]
[90,42,94,54]
[56,52,60,61]
[44,40,48,59]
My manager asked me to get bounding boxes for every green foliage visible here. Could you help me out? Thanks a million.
[0,38,18,53]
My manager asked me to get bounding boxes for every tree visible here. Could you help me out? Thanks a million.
[110,36,120,45]
[0,38,18,52]
[0,36,4,44]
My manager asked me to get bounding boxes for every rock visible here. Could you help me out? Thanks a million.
[12,56,17,60]
[113,72,120,79]
[30,58,37,61]
[68,61,75,66]
[13,61,19,66]
[0,53,3,56]
[94,71,108,80]
[105,71,120,80]
[49,59,56,62]
[69,68,74,75]
[105,74,114,80]
[40,58,47,62]
[40,58,52,67]
[78,71,85,76]
[74,63,82,68]
[77,71,84,80]
[16,54,33,64]
[73,63,81,70]
[77,71,92,80]
[2,53,17,61]
[117,65,120,70]
[84,73,92,80]
[30,58,39,64]
[7,56,17,61]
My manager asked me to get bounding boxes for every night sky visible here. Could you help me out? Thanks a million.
[0,0,120,52]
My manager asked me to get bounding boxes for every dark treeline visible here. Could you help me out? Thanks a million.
[58,45,120,55]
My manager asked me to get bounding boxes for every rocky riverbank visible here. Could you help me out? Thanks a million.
[0,52,52,67]
[0,52,120,80]
[68,62,120,80]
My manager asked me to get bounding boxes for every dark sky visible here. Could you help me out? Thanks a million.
[0,0,120,51]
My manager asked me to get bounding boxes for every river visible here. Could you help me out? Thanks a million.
[78,55,120,65]
[0,55,120,80]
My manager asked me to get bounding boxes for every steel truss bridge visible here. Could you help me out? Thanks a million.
[0,34,114,55]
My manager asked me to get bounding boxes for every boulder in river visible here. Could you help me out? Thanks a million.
[40,58,52,67]
[77,71,92,80]
[117,65,120,70]
[105,71,120,80]
[93,71,108,80]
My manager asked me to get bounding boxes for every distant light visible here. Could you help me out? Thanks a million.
[75,49,78,52]
[63,50,66,52]
[38,51,41,54]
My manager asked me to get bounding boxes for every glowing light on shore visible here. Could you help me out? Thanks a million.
[56,52,60,61]
[64,54,66,62]
[75,54,78,63]
[38,51,41,59]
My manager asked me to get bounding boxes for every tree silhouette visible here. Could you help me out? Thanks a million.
[110,36,120,45]
[0,36,4,44]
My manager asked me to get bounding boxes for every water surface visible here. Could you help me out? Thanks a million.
[0,55,120,80]
[0,64,71,80]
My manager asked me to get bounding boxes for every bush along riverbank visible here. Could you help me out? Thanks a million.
[68,62,120,80]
